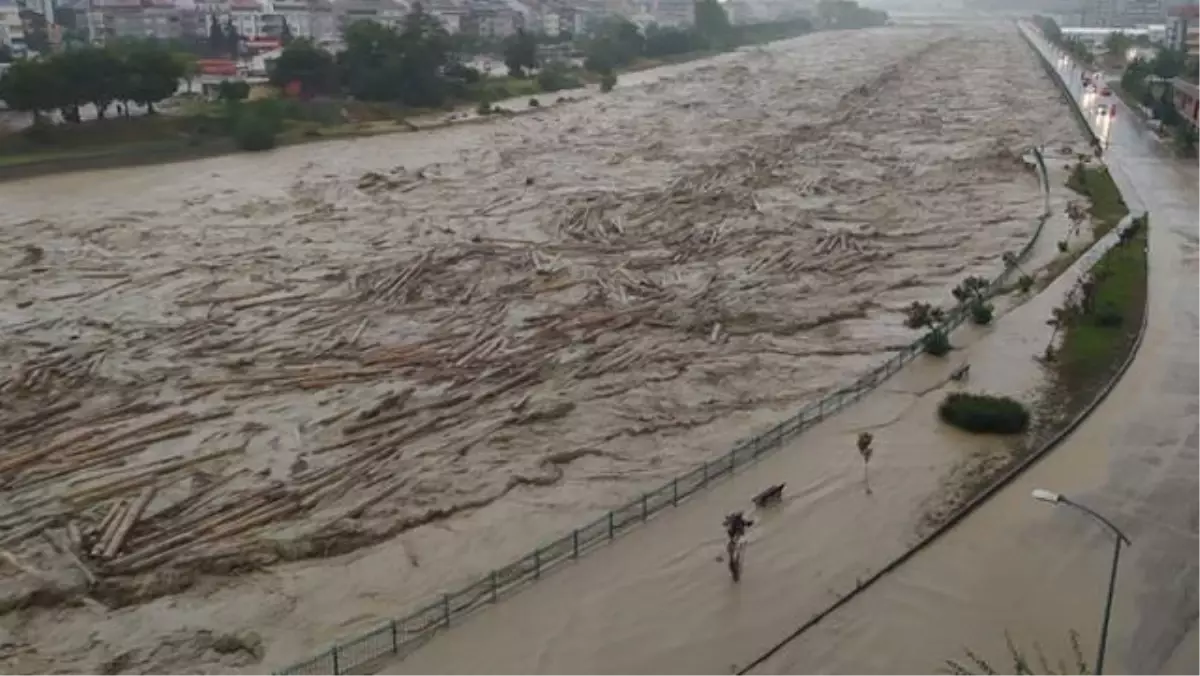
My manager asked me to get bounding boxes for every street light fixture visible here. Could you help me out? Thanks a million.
[1031,489,1131,675]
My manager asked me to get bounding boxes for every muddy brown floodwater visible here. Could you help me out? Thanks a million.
[0,23,1083,674]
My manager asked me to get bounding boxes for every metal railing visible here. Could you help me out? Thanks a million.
[275,149,1053,676]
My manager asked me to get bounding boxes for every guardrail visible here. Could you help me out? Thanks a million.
[1017,24,1102,146]
[275,148,1053,676]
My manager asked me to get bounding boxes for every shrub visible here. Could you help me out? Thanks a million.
[217,79,251,102]
[444,61,482,84]
[1094,303,1123,327]
[904,301,943,330]
[600,71,618,93]
[1018,275,1035,293]
[938,392,1030,434]
[952,275,990,303]
[923,328,952,356]
[536,61,582,93]
[476,100,492,116]
[969,300,994,326]
[232,113,277,152]
[528,97,540,107]
[1057,239,1069,253]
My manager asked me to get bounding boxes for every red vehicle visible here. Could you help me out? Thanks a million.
[1100,86,1112,97]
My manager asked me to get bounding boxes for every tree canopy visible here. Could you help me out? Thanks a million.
[270,38,339,97]
[0,41,184,120]
[503,28,538,77]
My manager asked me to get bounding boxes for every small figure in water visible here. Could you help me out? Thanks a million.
[724,511,753,542]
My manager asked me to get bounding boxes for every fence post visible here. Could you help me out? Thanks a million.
[731,448,737,472]
[442,593,450,627]
[572,529,579,558]
[608,511,615,539]
[490,570,498,602]
[672,478,678,505]
[702,461,709,486]
[331,647,340,675]
[641,494,648,520]
[390,620,399,652]
[533,549,541,579]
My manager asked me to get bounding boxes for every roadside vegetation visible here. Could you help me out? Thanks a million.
[1065,161,1128,238]
[939,393,1031,435]
[944,630,1089,675]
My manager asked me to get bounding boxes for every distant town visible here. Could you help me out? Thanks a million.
[0,0,822,69]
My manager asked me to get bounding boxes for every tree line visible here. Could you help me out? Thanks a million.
[0,40,190,122]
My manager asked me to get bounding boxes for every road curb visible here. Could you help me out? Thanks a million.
[737,26,1149,674]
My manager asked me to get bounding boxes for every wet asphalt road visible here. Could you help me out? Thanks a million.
[750,23,1199,675]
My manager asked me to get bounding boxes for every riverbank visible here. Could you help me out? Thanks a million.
[0,31,810,184]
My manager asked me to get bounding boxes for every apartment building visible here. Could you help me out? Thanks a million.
[335,0,410,32]
[1078,0,1169,28]
[1121,0,1166,26]
[0,0,26,55]
[264,0,334,41]
[88,0,187,41]
[1166,3,1198,56]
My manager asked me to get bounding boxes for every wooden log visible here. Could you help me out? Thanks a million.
[102,487,155,559]
[67,446,244,507]
[93,502,122,540]
[92,500,129,557]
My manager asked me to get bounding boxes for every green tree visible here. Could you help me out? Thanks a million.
[693,0,731,47]
[583,17,644,72]
[281,17,295,46]
[120,41,186,113]
[176,51,199,93]
[224,19,242,59]
[0,58,67,122]
[1102,31,1132,63]
[644,24,705,57]
[339,20,407,101]
[64,47,127,120]
[395,2,452,106]
[338,4,451,107]
[217,79,250,101]
[209,14,226,57]
[503,28,538,77]
[271,39,339,97]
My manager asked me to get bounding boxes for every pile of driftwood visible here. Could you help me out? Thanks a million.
[0,42,929,591]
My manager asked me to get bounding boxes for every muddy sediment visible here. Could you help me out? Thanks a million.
[0,24,1083,673]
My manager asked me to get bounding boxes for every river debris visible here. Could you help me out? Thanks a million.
[0,25,1082,632]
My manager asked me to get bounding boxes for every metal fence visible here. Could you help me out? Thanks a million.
[275,148,1053,676]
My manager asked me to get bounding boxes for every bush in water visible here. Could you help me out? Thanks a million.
[600,71,618,92]
[923,328,952,356]
[969,300,994,326]
[938,392,1030,435]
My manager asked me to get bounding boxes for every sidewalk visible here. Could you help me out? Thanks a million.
[379,225,1099,674]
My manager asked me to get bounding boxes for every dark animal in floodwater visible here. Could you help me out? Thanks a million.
[752,483,786,509]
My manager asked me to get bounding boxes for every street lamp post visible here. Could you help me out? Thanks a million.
[1031,489,1131,676]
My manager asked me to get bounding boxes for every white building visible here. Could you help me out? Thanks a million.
[269,0,335,41]
[336,0,410,32]
[0,0,25,55]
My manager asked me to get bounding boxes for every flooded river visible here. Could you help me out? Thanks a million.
[0,23,1084,674]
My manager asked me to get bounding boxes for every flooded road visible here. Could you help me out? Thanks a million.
[752,26,1199,676]
[0,24,1084,674]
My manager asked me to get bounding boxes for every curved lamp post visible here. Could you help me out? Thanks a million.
[1032,489,1131,675]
